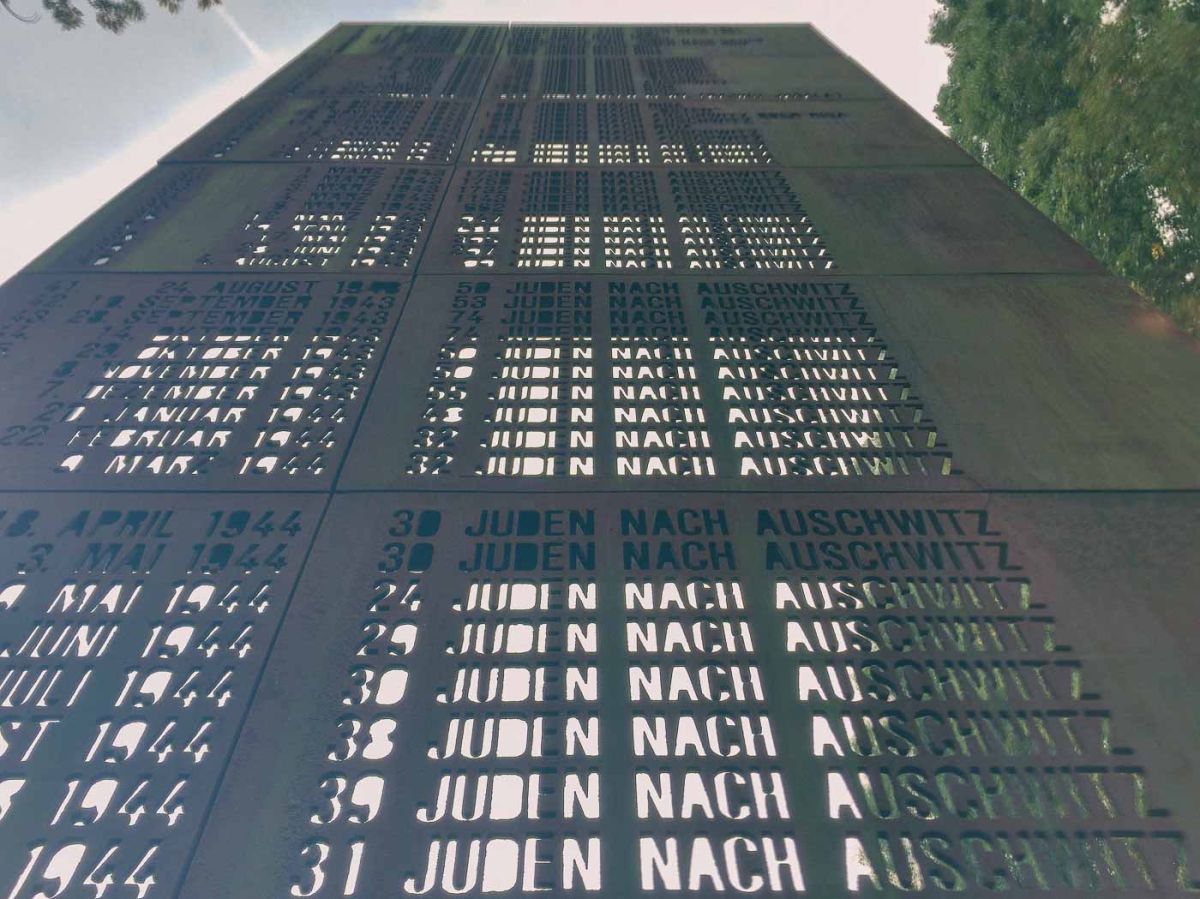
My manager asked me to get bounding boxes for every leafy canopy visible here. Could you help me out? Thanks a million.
[2,0,219,32]
[931,0,1200,331]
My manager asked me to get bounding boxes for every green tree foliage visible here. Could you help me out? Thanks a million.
[2,0,218,32]
[932,0,1200,332]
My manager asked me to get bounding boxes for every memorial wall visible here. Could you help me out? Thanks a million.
[0,22,1198,898]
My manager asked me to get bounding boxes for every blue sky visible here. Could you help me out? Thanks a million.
[0,0,946,280]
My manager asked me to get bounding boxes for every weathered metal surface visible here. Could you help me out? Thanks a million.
[0,274,409,489]
[481,53,885,102]
[421,166,840,275]
[176,491,1200,897]
[28,164,449,274]
[171,98,969,169]
[861,274,1200,489]
[0,492,323,898]
[413,163,1096,276]
[167,96,478,165]
[497,24,842,58]
[340,273,958,490]
[1,21,1198,899]
[459,98,972,169]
